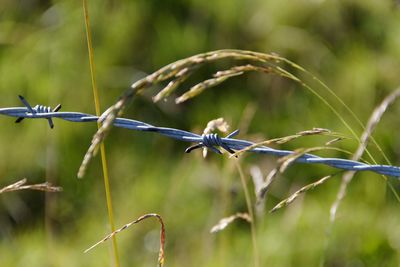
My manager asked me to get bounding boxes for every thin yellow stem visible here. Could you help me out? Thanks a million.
[82,1,120,266]
[234,159,260,267]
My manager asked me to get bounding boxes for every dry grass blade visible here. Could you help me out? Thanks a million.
[175,75,232,104]
[276,129,330,145]
[325,137,345,146]
[210,212,251,233]
[278,146,355,173]
[203,118,230,134]
[256,146,352,203]
[176,65,272,104]
[153,67,196,102]
[270,174,335,213]
[257,168,279,202]
[231,128,347,158]
[78,100,125,178]
[0,178,62,194]
[330,88,400,223]
[250,166,266,219]
[250,166,264,197]
[278,147,328,173]
[214,64,271,78]
[85,213,166,267]
[256,147,326,201]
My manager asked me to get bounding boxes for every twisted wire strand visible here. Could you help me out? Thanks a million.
[1,96,400,177]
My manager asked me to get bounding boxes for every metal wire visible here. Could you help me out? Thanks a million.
[1,95,400,177]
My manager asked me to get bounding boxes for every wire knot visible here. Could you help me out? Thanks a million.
[16,95,61,129]
[33,104,53,114]
[185,129,239,155]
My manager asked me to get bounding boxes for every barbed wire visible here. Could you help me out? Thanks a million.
[1,95,400,177]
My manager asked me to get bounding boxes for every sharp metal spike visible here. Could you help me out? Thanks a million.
[18,95,34,114]
[53,104,62,112]
[221,144,236,155]
[47,103,61,129]
[47,118,54,129]
[227,129,240,138]
[15,117,24,123]
[185,143,203,153]
[209,146,222,154]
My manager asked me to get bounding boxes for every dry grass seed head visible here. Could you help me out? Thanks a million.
[85,213,166,267]
[330,88,400,223]
[0,178,62,194]
[270,173,338,213]
[256,146,353,204]
[210,213,252,233]
[78,50,287,177]
[231,128,348,158]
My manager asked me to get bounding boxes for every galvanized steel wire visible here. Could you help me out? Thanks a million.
[1,95,400,177]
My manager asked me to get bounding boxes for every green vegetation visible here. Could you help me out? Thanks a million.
[1,1,400,266]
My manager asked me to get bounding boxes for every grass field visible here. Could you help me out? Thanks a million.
[1,1,400,266]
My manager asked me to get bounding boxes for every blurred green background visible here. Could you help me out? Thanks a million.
[1,0,400,266]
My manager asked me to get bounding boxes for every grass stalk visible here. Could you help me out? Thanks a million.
[234,159,260,267]
[82,1,120,266]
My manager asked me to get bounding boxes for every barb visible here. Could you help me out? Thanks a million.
[1,96,400,178]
